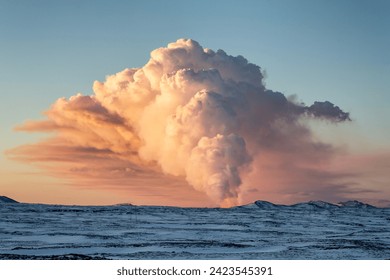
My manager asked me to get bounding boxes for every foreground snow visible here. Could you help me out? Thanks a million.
[0,202,389,259]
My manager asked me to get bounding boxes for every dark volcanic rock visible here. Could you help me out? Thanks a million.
[254,200,280,209]
[0,196,19,203]
[338,200,376,209]
[0,254,108,260]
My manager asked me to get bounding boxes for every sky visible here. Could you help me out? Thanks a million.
[0,0,389,207]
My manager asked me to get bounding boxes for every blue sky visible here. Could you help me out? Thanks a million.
[0,0,389,205]
[1,0,389,145]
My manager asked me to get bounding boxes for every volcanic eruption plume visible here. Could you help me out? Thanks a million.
[9,39,350,206]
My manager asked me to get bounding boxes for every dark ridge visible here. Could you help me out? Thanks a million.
[0,196,384,209]
[291,201,339,209]
[337,200,376,208]
[114,203,134,206]
[0,196,19,203]
[0,253,108,260]
[253,200,381,209]
[254,200,283,209]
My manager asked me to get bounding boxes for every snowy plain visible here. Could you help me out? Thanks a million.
[0,199,389,260]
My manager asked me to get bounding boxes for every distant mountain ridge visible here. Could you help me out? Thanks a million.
[254,200,378,209]
[0,195,385,209]
[0,196,19,204]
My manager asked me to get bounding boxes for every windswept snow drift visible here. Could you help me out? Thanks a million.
[1,201,389,260]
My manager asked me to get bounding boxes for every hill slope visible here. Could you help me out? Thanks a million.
[0,196,19,203]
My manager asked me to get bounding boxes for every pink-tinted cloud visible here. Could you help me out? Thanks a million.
[8,39,374,207]
[6,138,212,207]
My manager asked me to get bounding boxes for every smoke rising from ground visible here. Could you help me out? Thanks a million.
[9,39,351,206]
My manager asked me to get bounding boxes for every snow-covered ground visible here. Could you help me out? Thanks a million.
[0,201,389,259]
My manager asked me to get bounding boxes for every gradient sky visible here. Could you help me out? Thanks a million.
[1,0,389,206]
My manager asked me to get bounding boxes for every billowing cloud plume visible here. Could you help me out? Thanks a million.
[9,39,352,206]
[306,101,350,122]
